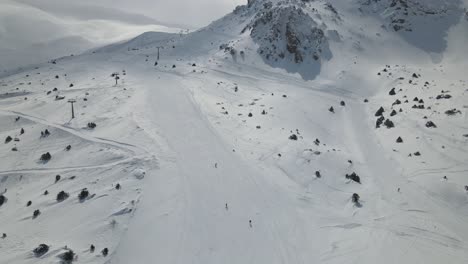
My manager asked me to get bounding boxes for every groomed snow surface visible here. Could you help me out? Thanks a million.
[1,0,468,263]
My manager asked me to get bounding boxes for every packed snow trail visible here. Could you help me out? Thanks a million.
[111,70,302,264]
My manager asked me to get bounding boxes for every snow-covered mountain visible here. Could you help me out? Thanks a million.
[1,0,468,263]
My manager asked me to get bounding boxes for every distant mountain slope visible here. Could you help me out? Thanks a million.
[0,0,180,73]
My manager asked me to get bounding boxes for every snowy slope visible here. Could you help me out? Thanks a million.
[1,0,468,263]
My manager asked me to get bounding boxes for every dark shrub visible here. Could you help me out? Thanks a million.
[90,244,95,253]
[425,121,437,128]
[115,183,121,190]
[87,122,97,129]
[376,116,385,128]
[375,107,384,117]
[78,188,89,201]
[33,244,49,257]
[27,201,32,207]
[102,248,109,257]
[329,106,334,113]
[289,134,298,140]
[40,152,52,161]
[315,171,321,178]
[384,119,394,128]
[65,145,72,151]
[55,175,61,183]
[33,209,41,219]
[436,94,451,100]
[0,195,6,206]
[396,137,403,143]
[57,191,69,202]
[5,136,12,144]
[352,193,360,204]
[445,109,461,116]
[346,172,361,184]
[59,250,75,262]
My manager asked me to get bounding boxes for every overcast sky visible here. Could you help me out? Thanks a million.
[0,0,246,72]
[13,0,247,28]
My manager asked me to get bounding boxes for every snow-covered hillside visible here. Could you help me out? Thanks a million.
[1,0,468,263]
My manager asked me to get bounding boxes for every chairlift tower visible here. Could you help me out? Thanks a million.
[67,99,76,119]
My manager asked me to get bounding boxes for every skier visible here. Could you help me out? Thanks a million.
[215,163,218,168]
[225,203,228,210]
[249,220,252,228]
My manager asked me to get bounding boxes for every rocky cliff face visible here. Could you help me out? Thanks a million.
[242,3,329,64]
